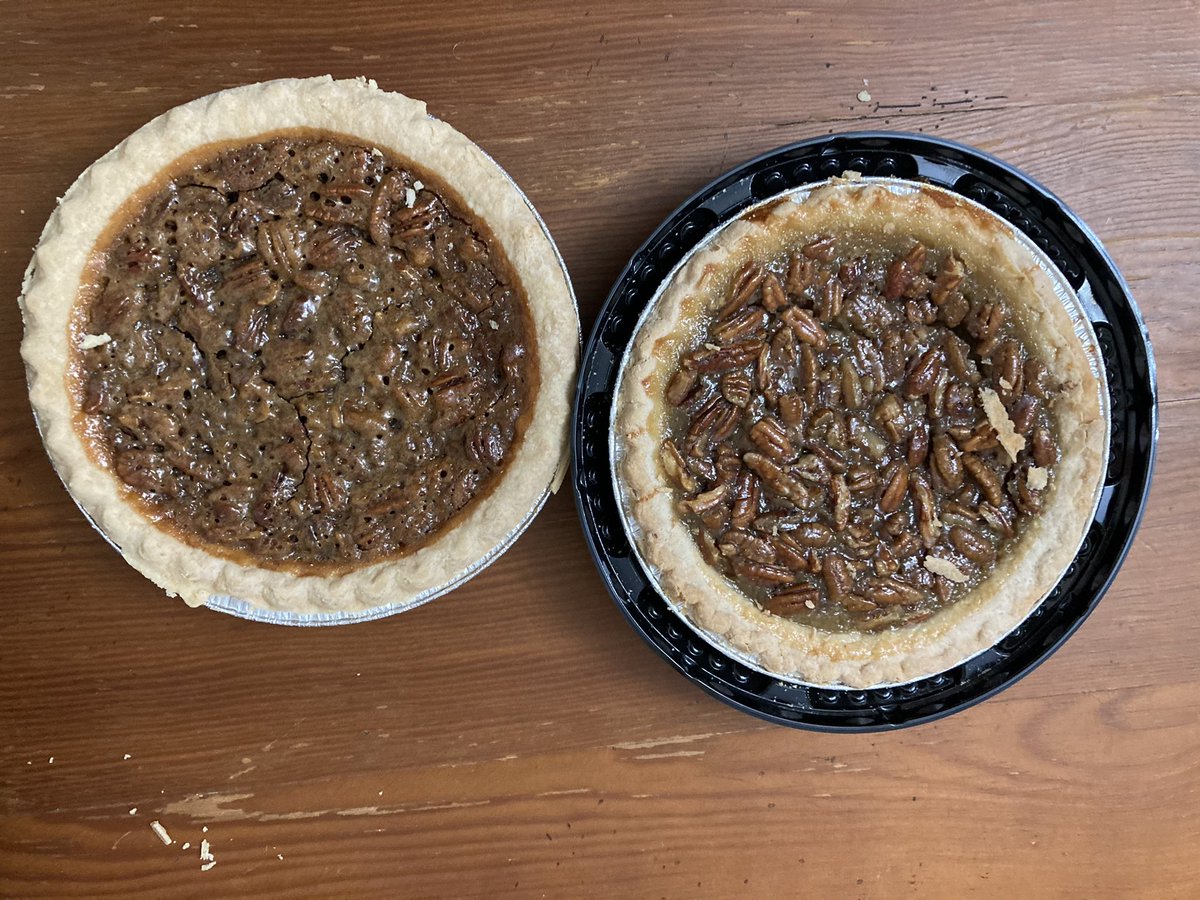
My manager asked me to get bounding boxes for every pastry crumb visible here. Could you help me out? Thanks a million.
[78,332,112,350]
[924,555,969,583]
[404,187,417,208]
[857,90,872,102]
[980,387,1026,463]
[150,821,173,845]
[1027,466,1049,490]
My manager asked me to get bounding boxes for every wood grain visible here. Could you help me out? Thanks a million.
[2,1,1198,897]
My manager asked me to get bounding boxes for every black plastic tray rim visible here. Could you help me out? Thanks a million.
[572,131,1157,732]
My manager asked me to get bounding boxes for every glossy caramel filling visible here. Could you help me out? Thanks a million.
[661,233,1060,631]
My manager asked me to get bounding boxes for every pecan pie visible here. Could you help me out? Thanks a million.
[616,177,1106,687]
[21,77,577,614]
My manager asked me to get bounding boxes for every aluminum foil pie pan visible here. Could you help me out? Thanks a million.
[573,133,1157,730]
[34,133,579,627]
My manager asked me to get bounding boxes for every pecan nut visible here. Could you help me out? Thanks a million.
[873,394,906,443]
[720,371,753,408]
[717,261,766,319]
[1010,394,1039,435]
[931,254,966,304]
[749,417,795,462]
[778,392,806,427]
[962,453,1004,506]
[840,357,864,410]
[910,469,940,548]
[818,278,844,321]
[907,419,930,467]
[786,253,816,296]
[884,242,927,300]
[760,272,788,312]
[660,440,698,493]
[1031,426,1057,468]
[971,301,1006,357]
[743,452,810,504]
[730,469,760,529]
[949,524,995,565]
[771,532,816,570]
[762,584,821,615]
[822,554,857,602]
[665,367,699,406]
[709,402,742,444]
[712,305,768,344]
[732,559,797,586]
[719,529,777,565]
[903,345,943,398]
[802,235,836,261]
[845,464,878,495]
[993,339,1024,401]
[829,473,851,531]
[931,434,964,490]
[863,577,926,606]
[780,305,829,350]
[799,343,819,402]
[878,460,910,514]
[682,483,729,515]
[688,339,765,373]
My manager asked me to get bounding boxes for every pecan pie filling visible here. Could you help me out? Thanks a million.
[73,135,536,571]
[660,233,1062,632]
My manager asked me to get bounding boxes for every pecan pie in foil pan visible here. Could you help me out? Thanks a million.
[21,78,579,625]
[576,134,1154,726]
[610,176,1109,688]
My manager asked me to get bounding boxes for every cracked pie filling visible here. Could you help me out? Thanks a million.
[616,179,1105,687]
[75,136,535,570]
[21,78,577,614]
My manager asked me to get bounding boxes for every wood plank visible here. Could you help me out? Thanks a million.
[0,1,1196,896]
[2,680,1198,897]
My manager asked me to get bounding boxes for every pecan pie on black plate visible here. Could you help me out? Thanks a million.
[615,177,1106,687]
[21,77,577,615]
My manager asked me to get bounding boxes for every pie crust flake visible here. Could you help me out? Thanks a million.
[21,77,578,615]
[615,177,1106,688]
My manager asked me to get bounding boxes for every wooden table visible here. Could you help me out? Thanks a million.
[2,2,1197,896]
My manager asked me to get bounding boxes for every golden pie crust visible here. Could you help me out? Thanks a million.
[20,76,578,615]
[615,178,1106,687]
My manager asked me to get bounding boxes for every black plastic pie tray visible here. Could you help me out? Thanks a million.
[572,132,1158,732]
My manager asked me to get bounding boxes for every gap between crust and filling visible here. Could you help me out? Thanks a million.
[660,232,1063,633]
[72,134,537,573]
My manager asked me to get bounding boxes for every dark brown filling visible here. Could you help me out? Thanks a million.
[662,233,1062,632]
[74,134,536,572]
